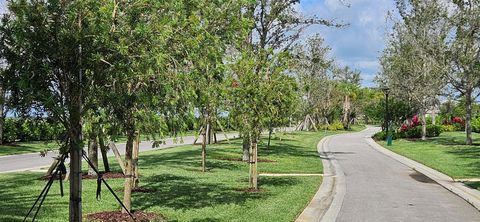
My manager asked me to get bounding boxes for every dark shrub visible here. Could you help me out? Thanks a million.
[373,131,386,141]
[426,125,442,137]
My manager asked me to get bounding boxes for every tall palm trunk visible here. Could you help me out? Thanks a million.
[342,95,350,129]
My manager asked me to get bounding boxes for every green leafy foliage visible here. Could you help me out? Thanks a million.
[471,117,480,133]
[441,124,456,132]
[319,121,344,131]
[2,118,64,143]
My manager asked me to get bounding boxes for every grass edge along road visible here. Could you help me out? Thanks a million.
[376,131,480,190]
[0,130,206,157]
[0,127,363,222]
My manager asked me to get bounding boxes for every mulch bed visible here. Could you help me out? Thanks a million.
[39,172,126,181]
[235,188,265,193]
[82,172,126,180]
[214,157,276,163]
[86,211,165,222]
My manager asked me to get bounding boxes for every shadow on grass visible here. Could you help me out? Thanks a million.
[133,174,301,211]
[446,146,480,178]
[139,149,242,172]
[464,181,480,190]
[0,173,66,221]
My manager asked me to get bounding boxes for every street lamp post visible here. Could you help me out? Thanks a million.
[383,87,392,146]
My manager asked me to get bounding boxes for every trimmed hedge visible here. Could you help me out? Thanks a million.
[373,124,442,140]
[319,121,344,131]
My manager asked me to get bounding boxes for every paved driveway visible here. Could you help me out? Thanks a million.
[328,127,480,222]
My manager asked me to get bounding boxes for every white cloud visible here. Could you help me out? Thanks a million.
[354,60,379,70]
[299,0,396,87]
[0,0,6,15]
[325,0,345,11]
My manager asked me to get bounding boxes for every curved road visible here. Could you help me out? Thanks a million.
[327,127,480,222]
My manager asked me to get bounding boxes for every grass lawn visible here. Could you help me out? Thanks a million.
[0,127,364,222]
[376,131,480,189]
[0,130,232,157]
[0,141,59,156]
[0,130,242,157]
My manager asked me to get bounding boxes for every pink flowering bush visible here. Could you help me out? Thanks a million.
[442,116,465,131]
[412,115,420,127]
[396,115,442,138]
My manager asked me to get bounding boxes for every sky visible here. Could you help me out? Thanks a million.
[300,0,396,87]
[0,0,5,15]
[0,0,395,87]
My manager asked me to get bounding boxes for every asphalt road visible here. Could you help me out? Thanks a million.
[0,132,239,173]
[328,127,480,222]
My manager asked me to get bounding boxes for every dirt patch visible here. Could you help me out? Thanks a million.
[39,172,125,181]
[82,172,126,180]
[235,188,265,193]
[215,157,276,163]
[85,211,165,222]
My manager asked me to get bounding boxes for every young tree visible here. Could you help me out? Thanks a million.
[239,0,342,163]
[178,0,251,172]
[379,0,448,140]
[95,0,201,212]
[292,34,333,130]
[445,0,480,145]
[0,1,109,220]
[334,66,361,129]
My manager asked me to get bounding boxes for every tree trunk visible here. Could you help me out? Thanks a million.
[465,88,473,145]
[132,131,140,188]
[242,134,250,162]
[0,84,4,145]
[122,129,135,214]
[249,136,258,190]
[87,133,98,176]
[421,112,427,141]
[207,123,213,144]
[343,95,350,129]
[201,125,207,172]
[98,135,110,172]
[69,97,83,222]
[267,129,272,149]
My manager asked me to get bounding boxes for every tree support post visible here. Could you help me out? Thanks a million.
[132,131,140,188]
[249,138,258,190]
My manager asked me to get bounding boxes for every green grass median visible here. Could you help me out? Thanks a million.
[0,128,364,222]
